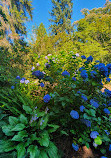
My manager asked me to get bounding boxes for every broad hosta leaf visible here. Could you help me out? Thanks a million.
[0,151,17,158]
[19,114,28,124]
[0,120,7,127]
[0,140,15,153]
[16,142,26,158]
[38,131,49,147]
[12,130,28,141]
[27,145,40,158]
[9,116,19,126]
[47,141,59,158]
[39,150,49,158]
[11,123,25,131]
[2,125,14,136]
[23,105,32,114]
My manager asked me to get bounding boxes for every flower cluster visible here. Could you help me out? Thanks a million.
[80,119,91,127]
[90,131,99,139]
[43,94,51,103]
[70,110,79,119]
[80,70,88,79]
[62,70,70,77]
[98,63,108,77]
[90,99,99,108]
[72,143,79,151]
[32,70,44,80]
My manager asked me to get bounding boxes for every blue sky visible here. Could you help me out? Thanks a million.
[26,0,107,40]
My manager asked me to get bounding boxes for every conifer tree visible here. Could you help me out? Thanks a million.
[49,0,73,35]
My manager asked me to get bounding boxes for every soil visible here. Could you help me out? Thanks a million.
[55,135,100,158]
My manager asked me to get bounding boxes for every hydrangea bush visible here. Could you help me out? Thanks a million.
[0,51,111,157]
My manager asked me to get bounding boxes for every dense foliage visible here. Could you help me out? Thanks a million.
[0,0,111,158]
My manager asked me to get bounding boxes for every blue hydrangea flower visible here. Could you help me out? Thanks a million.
[94,64,99,68]
[77,91,81,94]
[32,70,44,80]
[90,131,99,139]
[108,102,111,107]
[80,119,91,127]
[80,70,88,79]
[72,77,76,81]
[90,99,99,108]
[11,86,14,89]
[87,56,93,62]
[104,108,110,114]
[70,110,79,119]
[101,156,107,158]
[79,67,85,72]
[16,76,20,79]
[72,143,79,151]
[80,105,85,112]
[81,55,86,59]
[104,89,111,97]
[106,78,110,82]
[109,144,111,151]
[106,63,111,71]
[62,70,70,77]
[81,95,88,101]
[98,63,108,77]
[25,80,30,84]
[43,94,51,103]
[40,82,44,87]
[84,61,89,64]
[21,77,26,80]
[90,71,97,78]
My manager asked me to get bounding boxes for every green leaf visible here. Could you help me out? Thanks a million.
[11,123,25,131]
[94,136,102,145]
[12,130,28,141]
[85,142,90,149]
[23,105,32,114]
[100,148,106,154]
[47,142,59,158]
[89,109,96,116]
[60,130,69,136]
[0,151,17,158]
[20,114,28,124]
[0,140,15,153]
[38,131,49,147]
[9,116,19,126]
[2,125,14,136]
[27,145,40,158]
[0,114,7,120]
[48,124,59,133]
[16,143,26,158]
[83,113,90,119]
[39,151,49,158]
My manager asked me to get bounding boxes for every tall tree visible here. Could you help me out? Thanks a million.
[49,0,73,35]
[0,0,33,48]
[74,1,111,63]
